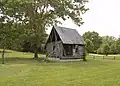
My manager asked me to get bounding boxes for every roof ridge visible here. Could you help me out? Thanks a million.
[55,26,76,30]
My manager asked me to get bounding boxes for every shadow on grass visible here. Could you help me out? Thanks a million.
[0,57,85,64]
[0,57,111,69]
[0,51,12,53]
[0,57,48,64]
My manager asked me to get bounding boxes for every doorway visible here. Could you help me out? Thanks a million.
[63,44,73,56]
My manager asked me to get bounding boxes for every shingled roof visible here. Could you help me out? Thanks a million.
[54,26,85,45]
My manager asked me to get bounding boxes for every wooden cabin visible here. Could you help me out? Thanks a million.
[45,26,85,59]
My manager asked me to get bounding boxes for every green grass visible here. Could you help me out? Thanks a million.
[0,50,120,86]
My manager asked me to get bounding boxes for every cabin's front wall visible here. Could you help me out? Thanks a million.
[46,42,85,59]
[46,41,63,58]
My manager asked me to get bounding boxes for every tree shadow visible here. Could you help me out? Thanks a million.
[0,51,12,53]
[0,57,47,64]
[0,56,89,65]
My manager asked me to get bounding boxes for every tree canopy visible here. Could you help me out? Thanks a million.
[83,31,120,55]
[83,31,102,53]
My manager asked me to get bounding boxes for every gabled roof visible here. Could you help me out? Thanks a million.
[54,26,85,45]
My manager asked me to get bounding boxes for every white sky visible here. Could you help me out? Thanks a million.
[47,0,120,38]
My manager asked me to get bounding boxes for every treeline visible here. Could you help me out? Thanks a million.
[83,31,120,55]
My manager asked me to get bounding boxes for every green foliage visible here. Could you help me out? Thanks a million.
[0,23,18,48]
[116,38,120,53]
[97,48,103,54]
[102,36,116,46]
[83,32,120,55]
[109,42,117,54]
[83,31,102,53]
[97,36,119,55]
[102,44,110,56]
[85,39,94,53]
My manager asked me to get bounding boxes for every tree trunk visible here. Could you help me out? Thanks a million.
[106,53,108,56]
[2,47,5,64]
[34,44,38,59]
[34,50,38,59]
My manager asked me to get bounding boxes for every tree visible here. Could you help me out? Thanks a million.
[85,39,94,53]
[83,31,102,53]
[102,36,116,46]
[109,42,117,54]
[102,44,110,56]
[100,36,117,54]
[97,36,117,55]
[0,21,20,64]
[116,37,120,54]
[0,0,89,59]
[97,47,103,54]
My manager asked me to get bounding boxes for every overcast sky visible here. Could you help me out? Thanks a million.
[47,0,120,38]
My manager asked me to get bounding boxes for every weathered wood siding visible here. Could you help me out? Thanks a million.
[46,42,84,59]
[76,46,84,58]
[60,45,84,59]
[46,41,63,57]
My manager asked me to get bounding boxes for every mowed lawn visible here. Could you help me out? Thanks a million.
[0,50,120,86]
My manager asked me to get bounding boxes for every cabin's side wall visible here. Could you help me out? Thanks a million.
[46,41,63,58]
[75,45,85,58]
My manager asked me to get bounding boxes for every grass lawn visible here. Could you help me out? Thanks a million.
[0,50,120,86]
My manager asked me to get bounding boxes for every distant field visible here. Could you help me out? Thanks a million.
[0,50,120,86]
